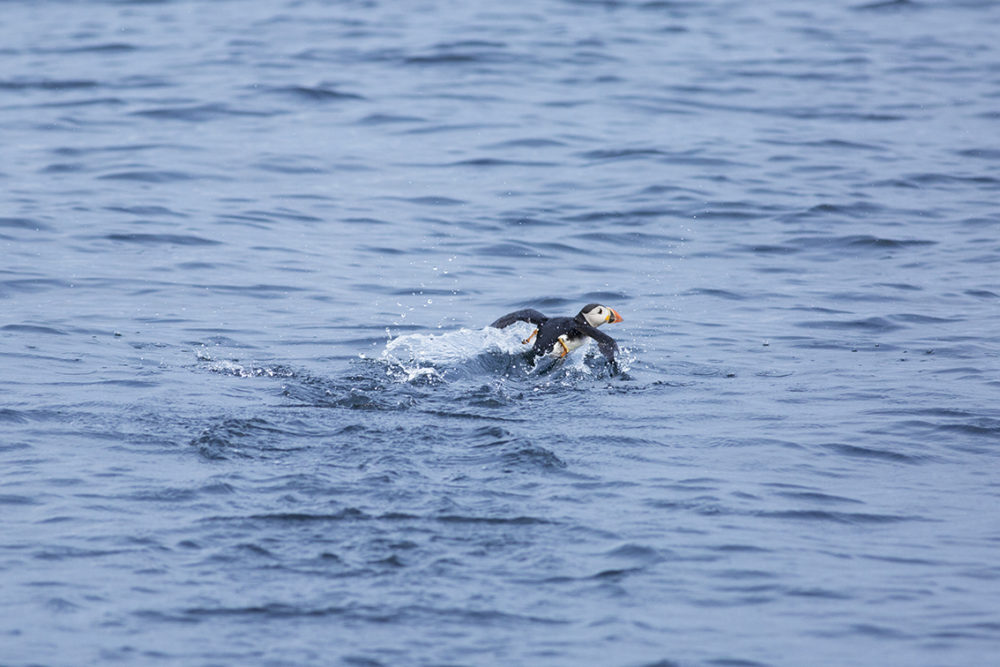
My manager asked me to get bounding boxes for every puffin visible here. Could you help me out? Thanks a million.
[490,303,624,364]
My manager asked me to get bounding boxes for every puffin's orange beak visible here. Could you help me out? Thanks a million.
[609,309,623,324]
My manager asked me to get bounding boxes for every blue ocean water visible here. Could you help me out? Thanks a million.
[2,0,1000,664]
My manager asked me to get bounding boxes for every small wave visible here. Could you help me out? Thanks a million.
[956,148,1000,161]
[484,137,567,149]
[740,243,799,256]
[780,201,886,221]
[435,514,551,525]
[104,205,188,217]
[469,425,567,471]
[748,235,935,257]
[853,0,922,11]
[878,173,1000,189]
[0,217,50,231]
[97,170,207,183]
[403,121,511,136]
[764,138,886,152]
[774,491,865,505]
[198,284,306,299]
[477,241,548,258]
[132,103,278,122]
[795,316,903,333]
[249,509,370,523]
[443,157,557,168]
[404,54,483,66]
[683,288,746,301]
[825,443,924,464]
[34,546,133,561]
[36,97,125,109]
[580,147,665,161]
[38,163,81,174]
[188,416,321,461]
[103,232,222,246]
[562,208,676,223]
[262,85,363,102]
[0,78,98,91]
[51,143,185,157]
[357,113,425,125]
[890,313,960,325]
[53,42,137,54]
[0,494,39,506]
[573,230,681,245]
[903,418,1000,443]
[395,195,466,206]
[253,156,329,175]
[277,368,417,412]
[402,42,526,67]
[0,408,29,424]
[0,278,71,295]
[1,323,67,335]
[756,510,916,524]
[799,234,935,250]
[605,543,667,565]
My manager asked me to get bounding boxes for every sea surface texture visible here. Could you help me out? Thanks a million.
[3,1,1000,665]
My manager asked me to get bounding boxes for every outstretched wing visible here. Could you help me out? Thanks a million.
[579,324,619,362]
[490,309,548,329]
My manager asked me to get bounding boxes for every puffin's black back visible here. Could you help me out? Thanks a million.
[490,308,548,329]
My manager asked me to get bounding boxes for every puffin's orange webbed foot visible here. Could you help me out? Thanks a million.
[521,329,538,345]
[558,339,569,358]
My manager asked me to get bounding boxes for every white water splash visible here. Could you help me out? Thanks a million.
[382,326,524,365]
[376,324,617,382]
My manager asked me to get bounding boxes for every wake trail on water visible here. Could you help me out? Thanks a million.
[192,323,632,421]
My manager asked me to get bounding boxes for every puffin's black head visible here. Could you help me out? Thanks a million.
[577,303,624,328]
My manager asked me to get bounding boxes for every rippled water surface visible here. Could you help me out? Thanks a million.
[3,1,1000,665]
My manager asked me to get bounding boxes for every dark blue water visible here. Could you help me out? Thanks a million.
[3,1,1000,664]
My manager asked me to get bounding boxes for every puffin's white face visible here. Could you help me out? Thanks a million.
[582,305,623,328]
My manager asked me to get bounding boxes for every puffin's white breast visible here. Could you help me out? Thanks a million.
[543,334,588,358]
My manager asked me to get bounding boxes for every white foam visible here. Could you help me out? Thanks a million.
[381,325,528,368]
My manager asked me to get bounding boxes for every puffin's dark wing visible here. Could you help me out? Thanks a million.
[490,308,548,328]
[579,324,619,362]
[530,317,574,356]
